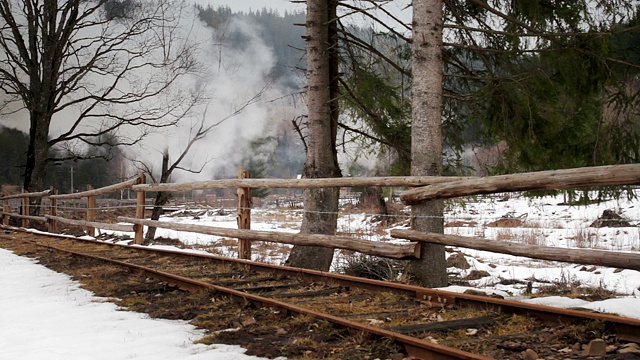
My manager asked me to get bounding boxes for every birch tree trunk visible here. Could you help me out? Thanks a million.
[407,0,448,287]
[285,0,341,271]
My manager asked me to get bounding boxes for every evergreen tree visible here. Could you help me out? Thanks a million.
[338,1,639,175]
[240,137,275,199]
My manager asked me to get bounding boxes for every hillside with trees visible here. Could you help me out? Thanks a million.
[196,5,307,89]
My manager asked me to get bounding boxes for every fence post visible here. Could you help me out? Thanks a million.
[134,173,146,245]
[237,168,252,260]
[2,198,9,226]
[48,186,58,233]
[21,190,29,228]
[86,185,96,237]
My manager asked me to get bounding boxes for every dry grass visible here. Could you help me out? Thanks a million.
[532,270,618,301]
[570,229,598,248]
[254,241,291,260]
[445,220,479,227]
[495,229,515,241]
[485,218,526,228]
[494,229,545,246]
[521,229,545,246]
[338,254,403,281]
[217,237,240,247]
[252,209,303,226]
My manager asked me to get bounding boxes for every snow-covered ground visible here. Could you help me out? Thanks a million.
[439,192,640,301]
[0,248,274,360]
[2,191,640,358]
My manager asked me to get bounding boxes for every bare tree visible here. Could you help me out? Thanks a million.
[285,0,342,271]
[133,89,267,242]
[0,0,201,199]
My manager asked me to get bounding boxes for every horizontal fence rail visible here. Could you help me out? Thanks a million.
[50,176,143,200]
[400,164,640,204]
[391,229,640,272]
[2,212,46,223]
[119,216,420,259]
[46,215,134,233]
[1,175,143,233]
[132,176,472,192]
[0,189,51,200]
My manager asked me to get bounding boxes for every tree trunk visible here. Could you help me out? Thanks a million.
[145,149,171,241]
[23,99,54,215]
[286,0,341,271]
[406,0,448,287]
[21,1,63,214]
[144,191,168,241]
[24,117,50,193]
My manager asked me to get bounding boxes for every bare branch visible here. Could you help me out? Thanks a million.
[339,2,411,43]
[0,0,204,191]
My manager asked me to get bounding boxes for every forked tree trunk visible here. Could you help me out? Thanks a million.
[406,0,448,287]
[285,0,341,271]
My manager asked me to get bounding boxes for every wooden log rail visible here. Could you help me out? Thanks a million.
[400,164,640,204]
[119,216,420,259]
[46,215,133,233]
[1,189,52,229]
[1,212,47,224]
[132,175,470,192]
[391,229,640,272]
[392,164,640,273]
[0,189,51,200]
[50,176,143,200]
[129,174,468,253]
[3,164,640,266]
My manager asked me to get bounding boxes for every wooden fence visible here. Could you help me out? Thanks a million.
[1,175,144,235]
[1,164,640,271]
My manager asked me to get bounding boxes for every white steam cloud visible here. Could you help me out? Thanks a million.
[145,9,301,182]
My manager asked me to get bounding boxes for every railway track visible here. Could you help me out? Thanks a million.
[2,227,640,359]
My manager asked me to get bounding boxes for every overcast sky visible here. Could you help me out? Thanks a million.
[191,0,304,14]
